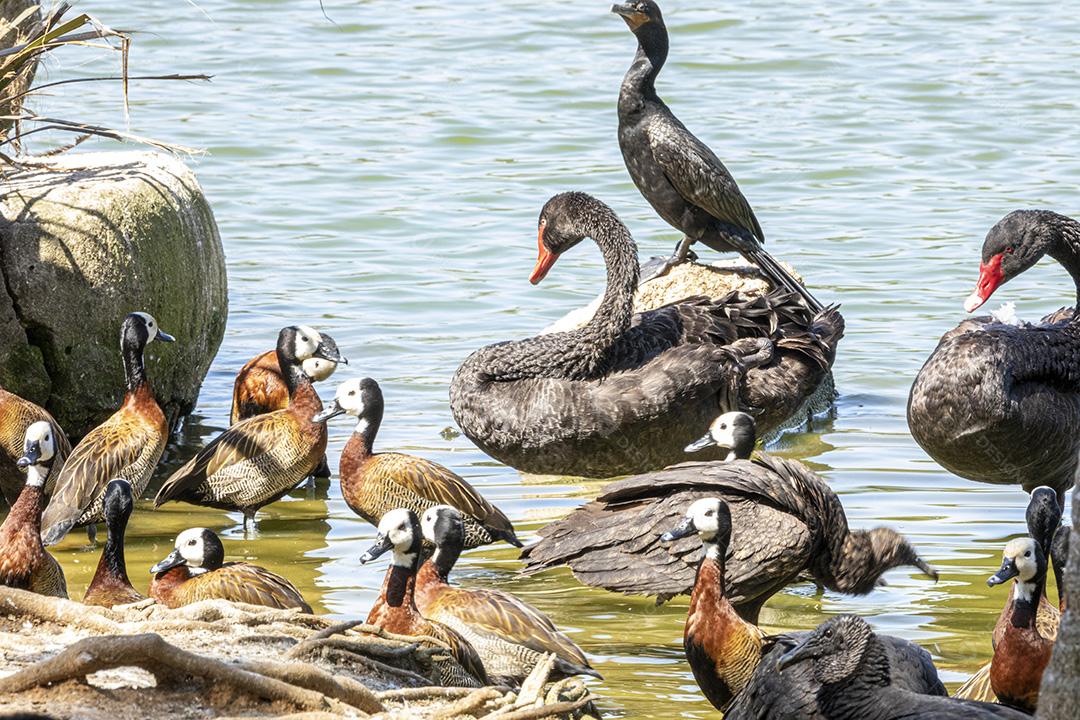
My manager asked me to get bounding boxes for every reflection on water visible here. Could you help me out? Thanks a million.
[17,1,1080,717]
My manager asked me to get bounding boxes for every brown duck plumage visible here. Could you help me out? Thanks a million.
[522,413,937,616]
[415,506,596,685]
[149,527,310,612]
[316,378,520,549]
[41,313,173,546]
[0,387,70,506]
[155,326,343,530]
[0,422,67,598]
[362,508,489,687]
[449,192,841,478]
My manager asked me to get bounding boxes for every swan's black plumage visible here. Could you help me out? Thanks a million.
[520,414,935,616]
[613,1,821,311]
[725,629,946,720]
[908,210,1080,503]
[450,192,841,477]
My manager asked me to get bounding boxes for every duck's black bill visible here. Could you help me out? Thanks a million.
[151,548,186,574]
[684,434,716,453]
[776,640,816,672]
[156,329,176,343]
[315,338,346,364]
[988,557,1019,587]
[360,534,393,564]
[660,516,696,542]
[312,402,346,424]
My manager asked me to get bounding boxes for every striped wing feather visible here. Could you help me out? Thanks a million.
[425,618,489,685]
[371,453,514,536]
[42,412,155,537]
[425,585,590,670]
[187,563,310,612]
[155,411,296,505]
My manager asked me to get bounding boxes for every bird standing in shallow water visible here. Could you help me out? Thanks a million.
[41,312,174,546]
[83,479,143,608]
[612,0,822,311]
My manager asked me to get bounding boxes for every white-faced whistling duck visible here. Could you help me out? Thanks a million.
[154,326,344,533]
[521,412,936,615]
[41,312,174,546]
[0,421,67,597]
[415,505,599,686]
[0,386,70,506]
[149,527,311,612]
[314,377,521,549]
[361,508,489,687]
[83,479,143,608]
[230,329,342,424]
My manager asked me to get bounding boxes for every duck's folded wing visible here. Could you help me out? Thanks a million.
[190,562,310,612]
[41,420,149,545]
[428,586,590,669]
[154,413,290,505]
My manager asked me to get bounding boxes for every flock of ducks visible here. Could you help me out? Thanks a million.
[0,1,1076,718]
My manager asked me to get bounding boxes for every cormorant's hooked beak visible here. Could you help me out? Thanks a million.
[988,556,1019,587]
[776,639,818,672]
[684,433,718,453]
[150,548,186,574]
[156,328,176,343]
[965,253,1005,313]
[312,400,347,424]
[315,339,347,365]
[16,442,40,468]
[611,3,648,29]
[530,225,559,285]
[360,533,393,564]
[660,516,696,543]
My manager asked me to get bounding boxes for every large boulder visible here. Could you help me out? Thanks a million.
[0,150,228,436]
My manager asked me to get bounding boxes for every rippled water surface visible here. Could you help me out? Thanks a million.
[18,1,1080,716]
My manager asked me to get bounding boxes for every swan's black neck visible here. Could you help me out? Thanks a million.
[580,213,639,358]
[122,340,147,392]
[622,24,668,106]
[1048,214,1080,312]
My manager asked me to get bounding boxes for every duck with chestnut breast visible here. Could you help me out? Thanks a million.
[361,508,489,687]
[154,326,345,532]
[522,412,937,615]
[761,615,1027,720]
[450,192,842,477]
[415,505,598,686]
[909,210,1080,506]
[41,312,174,546]
[611,1,821,310]
[0,387,70,506]
[150,527,311,612]
[83,479,143,608]
[315,378,520,549]
[0,422,67,597]
[666,499,945,714]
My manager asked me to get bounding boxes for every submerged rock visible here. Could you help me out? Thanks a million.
[0,151,228,435]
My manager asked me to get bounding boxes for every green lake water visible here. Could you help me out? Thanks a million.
[17,1,1080,716]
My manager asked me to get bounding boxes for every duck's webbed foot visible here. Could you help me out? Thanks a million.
[639,237,699,284]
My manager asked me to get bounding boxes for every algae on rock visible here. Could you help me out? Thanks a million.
[0,150,228,436]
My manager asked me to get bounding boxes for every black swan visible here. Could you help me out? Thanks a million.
[450,192,842,477]
[520,412,936,614]
[908,210,1080,504]
[612,1,821,310]
[768,615,1028,719]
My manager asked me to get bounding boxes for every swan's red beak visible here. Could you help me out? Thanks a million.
[964,253,1005,313]
[530,226,559,285]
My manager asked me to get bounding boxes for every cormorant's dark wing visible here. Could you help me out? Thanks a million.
[646,115,764,242]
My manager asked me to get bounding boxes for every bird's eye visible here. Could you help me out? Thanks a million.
[44,435,50,442]
[1025,551,1031,557]
[720,424,727,430]
[301,335,309,343]
[349,390,356,396]
[824,629,833,638]
[1005,246,1015,255]
[188,540,196,546]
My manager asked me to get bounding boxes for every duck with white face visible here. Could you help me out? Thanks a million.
[0,421,67,597]
[684,412,757,461]
[315,377,521,550]
[148,526,311,612]
[360,507,490,688]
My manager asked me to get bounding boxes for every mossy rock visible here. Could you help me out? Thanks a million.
[0,151,228,436]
